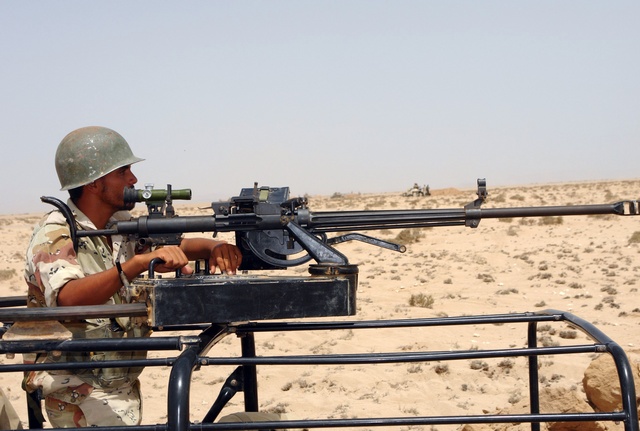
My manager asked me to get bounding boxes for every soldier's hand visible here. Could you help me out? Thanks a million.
[150,246,191,274]
[209,243,242,275]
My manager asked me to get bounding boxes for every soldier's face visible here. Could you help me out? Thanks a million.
[95,165,138,211]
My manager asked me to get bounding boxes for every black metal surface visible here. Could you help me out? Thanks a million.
[527,320,541,431]
[0,336,190,356]
[168,346,198,431]
[0,303,148,323]
[240,334,259,412]
[0,296,26,308]
[145,274,356,327]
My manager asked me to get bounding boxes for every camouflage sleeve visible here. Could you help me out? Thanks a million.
[25,212,85,307]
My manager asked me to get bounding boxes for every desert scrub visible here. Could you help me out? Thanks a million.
[408,293,434,308]
[394,228,424,244]
[265,403,289,415]
[587,213,615,221]
[407,364,423,373]
[0,269,17,281]
[518,218,536,226]
[528,272,552,280]
[469,360,489,371]
[496,288,518,295]
[538,335,559,347]
[538,216,563,225]
[559,330,578,339]
[433,363,449,375]
[537,324,554,333]
[508,392,522,405]
[498,359,514,373]
[477,273,495,283]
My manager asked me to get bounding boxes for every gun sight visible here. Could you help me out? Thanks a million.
[124,187,192,204]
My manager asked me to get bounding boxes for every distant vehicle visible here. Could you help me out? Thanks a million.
[402,183,430,197]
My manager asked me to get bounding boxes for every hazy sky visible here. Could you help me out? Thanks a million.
[1,1,638,214]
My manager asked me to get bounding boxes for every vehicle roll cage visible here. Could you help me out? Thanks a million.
[0,304,637,431]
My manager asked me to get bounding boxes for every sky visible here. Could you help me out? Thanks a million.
[1,1,638,214]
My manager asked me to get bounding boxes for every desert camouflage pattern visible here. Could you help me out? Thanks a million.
[23,200,150,427]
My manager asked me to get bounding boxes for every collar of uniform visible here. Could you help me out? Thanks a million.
[65,199,133,231]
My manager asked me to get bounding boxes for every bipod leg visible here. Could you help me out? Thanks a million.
[202,366,245,423]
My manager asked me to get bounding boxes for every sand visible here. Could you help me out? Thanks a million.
[1,179,639,430]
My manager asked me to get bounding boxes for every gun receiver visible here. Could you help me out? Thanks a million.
[41,179,639,271]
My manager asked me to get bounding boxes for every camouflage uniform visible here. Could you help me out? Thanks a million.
[23,200,150,427]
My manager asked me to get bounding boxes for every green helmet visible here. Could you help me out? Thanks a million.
[55,126,145,191]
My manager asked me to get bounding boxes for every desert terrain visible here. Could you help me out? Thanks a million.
[1,179,639,430]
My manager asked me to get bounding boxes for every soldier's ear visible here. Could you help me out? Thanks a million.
[84,181,99,194]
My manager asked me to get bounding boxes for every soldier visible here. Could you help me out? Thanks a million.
[23,126,243,427]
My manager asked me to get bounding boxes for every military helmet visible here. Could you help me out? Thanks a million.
[55,126,144,191]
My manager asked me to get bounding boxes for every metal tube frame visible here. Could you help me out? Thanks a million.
[0,309,637,431]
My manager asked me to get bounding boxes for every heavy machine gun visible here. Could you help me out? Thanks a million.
[43,178,639,272]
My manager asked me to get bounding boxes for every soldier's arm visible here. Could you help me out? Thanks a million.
[57,247,189,306]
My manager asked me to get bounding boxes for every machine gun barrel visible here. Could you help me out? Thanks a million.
[475,202,630,219]
[305,201,634,233]
[306,208,468,232]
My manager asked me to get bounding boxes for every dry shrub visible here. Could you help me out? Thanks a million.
[394,228,424,244]
[408,293,434,308]
[0,269,17,281]
[538,216,563,225]
[559,330,578,339]
[629,231,640,244]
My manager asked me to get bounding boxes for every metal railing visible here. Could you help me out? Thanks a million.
[0,303,637,431]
